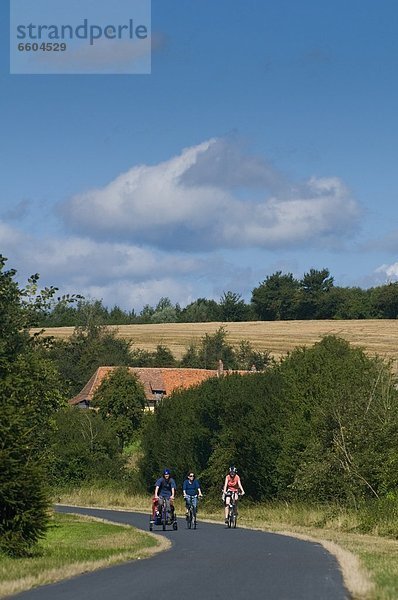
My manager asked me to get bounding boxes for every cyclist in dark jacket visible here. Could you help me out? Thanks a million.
[183,471,203,515]
[154,469,176,518]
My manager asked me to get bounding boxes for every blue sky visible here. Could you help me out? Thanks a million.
[1,0,398,310]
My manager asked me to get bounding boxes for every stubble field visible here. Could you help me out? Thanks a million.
[34,319,398,370]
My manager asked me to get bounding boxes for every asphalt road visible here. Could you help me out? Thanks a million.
[14,506,349,600]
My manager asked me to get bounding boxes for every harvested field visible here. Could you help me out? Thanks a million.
[32,320,398,370]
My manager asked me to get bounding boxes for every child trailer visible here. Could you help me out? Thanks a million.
[149,497,178,531]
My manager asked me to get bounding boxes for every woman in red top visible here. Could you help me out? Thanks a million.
[223,466,245,523]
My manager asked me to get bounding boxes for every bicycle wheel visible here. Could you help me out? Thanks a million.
[162,506,167,531]
[187,508,192,529]
[233,509,237,528]
[228,506,233,528]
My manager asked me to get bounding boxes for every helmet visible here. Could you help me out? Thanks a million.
[163,468,170,475]
[229,466,237,475]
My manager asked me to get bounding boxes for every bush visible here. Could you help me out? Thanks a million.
[50,408,127,486]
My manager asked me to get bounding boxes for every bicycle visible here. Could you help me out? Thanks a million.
[185,494,199,529]
[149,498,177,531]
[225,491,241,529]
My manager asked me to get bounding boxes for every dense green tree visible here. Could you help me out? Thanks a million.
[151,307,178,323]
[151,344,177,366]
[198,327,237,369]
[179,298,221,322]
[73,299,110,327]
[50,407,126,485]
[234,340,272,371]
[179,343,200,368]
[129,344,177,367]
[276,336,398,503]
[0,256,65,556]
[39,296,81,327]
[108,305,134,325]
[180,327,237,369]
[47,324,134,396]
[332,287,374,319]
[371,282,398,318]
[139,304,155,323]
[140,371,284,499]
[219,291,250,322]
[298,268,334,319]
[251,271,300,320]
[150,297,178,323]
[91,367,146,448]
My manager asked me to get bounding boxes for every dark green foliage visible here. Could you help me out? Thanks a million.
[128,344,178,367]
[0,431,49,557]
[219,291,250,322]
[151,345,177,367]
[50,408,126,485]
[0,256,65,556]
[180,328,271,371]
[234,340,273,371]
[251,271,300,320]
[179,298,221,322]
[276,336,398,503]
[140,371,284,499]
[91,367,146,448]
[332,287,374,319]
[179,343,199,368]
[198,327,237,369]
[297,268,334,319]
[180,326,237,369]
[372,282,398,318]
[150,297,178,323]
[46,325,134,395]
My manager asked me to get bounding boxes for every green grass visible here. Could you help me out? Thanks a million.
[0,512,162,599]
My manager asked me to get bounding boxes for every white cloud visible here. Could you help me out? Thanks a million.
[83,278,196,312]
[375,262,398,282]
[0,221,26,245]
[0,222,206,309]
[1,139,367,310]
[61,138,362,251]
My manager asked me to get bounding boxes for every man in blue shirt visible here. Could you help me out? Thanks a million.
[154,469,176,520]
[183,471,203,517]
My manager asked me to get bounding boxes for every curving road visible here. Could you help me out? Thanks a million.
[14,506,349,600]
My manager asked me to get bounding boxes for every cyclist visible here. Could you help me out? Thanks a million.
[223,466,245,524]
[183,471,203,517]
[154,468,176,521]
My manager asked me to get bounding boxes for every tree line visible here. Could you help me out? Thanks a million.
[39,268,398,327]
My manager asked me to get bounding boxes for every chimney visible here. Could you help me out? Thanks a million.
[217,359,224,377]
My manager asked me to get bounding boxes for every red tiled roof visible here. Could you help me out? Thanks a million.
[69,366,224,406]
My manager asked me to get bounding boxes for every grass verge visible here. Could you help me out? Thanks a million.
[0,512,168,599]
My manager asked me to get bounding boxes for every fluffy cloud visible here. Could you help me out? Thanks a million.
[375,262,398,282]
[1,138,366,310]
[61,138,362,251]
[0,222,207,309]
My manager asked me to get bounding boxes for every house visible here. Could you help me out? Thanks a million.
[69,365,227,410]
